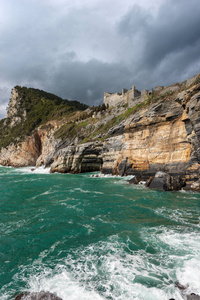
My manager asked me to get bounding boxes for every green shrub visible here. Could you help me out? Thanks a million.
[0,86,88,149]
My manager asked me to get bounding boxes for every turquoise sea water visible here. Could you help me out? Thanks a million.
[0,166,200,300]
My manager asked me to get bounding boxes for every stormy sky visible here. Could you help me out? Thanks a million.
[1,0,200,119]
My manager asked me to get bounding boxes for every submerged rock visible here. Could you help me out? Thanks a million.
[14,291,62,300]
[175,282,189,290]
[127,176,140,184]
[169,282,200,300]
[187,294,200,300]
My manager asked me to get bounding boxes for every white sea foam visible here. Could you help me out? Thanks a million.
[139,181,146,185]
[0,164,12,168]
[70,188,103,195]
[90,173,120,178]
[176,258,200,295]
[15,166,51,174]
[140,227,200,295]
[61,203,84,213]
[91,214,111,223]
[159,230,200,257]
[3,230,200,300]
[71,188,90,193]
[0,219,28,235]
[155,207,200,226]
[27,267,104,300]
[81,224,94,235]
[33,242,60,265]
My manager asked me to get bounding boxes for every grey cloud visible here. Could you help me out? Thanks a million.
[117,0,200,88]
[0,0,200,119]
[145,0,200,68]
[46,58,133,106]
[0,87,10,119]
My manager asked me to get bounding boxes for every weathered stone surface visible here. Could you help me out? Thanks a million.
[1,74,200,190]
[50,142,103,173]
[0,132,41,167]
[14,291,62,300]
[147,171,185,191]
[127,176,140,184]
[36,122,60,167]
[6,88,26,127]
[190,180,200,191]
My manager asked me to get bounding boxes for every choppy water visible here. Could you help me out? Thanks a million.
[0,166,200,300]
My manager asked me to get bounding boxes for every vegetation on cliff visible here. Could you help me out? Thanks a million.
[1,74,200,149]
[1,73,200,192]
[0,86,88,148]
[53,88,178,143]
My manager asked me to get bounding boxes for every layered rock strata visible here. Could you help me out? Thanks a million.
[1,74,200,190]
[48,77,200,189]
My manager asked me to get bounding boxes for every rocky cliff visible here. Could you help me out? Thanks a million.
[1,75,200,190]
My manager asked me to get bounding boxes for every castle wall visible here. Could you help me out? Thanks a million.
[103,85,141,107]
[103,92,125,107]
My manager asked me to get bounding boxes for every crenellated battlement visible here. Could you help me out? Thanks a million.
[103,85,143,107]
[103,84,165,107]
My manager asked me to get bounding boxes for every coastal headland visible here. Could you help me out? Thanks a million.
[1,73,200,191]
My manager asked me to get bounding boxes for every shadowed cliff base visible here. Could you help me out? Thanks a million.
[1,73,200,191]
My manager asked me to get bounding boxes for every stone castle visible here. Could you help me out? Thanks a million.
[103,84,165,108]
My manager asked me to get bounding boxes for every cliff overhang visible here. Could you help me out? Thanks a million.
[1,74,200,191]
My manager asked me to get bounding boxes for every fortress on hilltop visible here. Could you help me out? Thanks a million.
[103,84,165,107]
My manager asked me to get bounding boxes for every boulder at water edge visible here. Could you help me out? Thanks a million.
[146,171,185,191]
[127,176,140,184]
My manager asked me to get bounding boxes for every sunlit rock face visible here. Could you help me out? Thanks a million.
[1,74,200,190]
[6,87,27,128]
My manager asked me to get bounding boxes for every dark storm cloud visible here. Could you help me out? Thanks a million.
[117,0,200,88]
[0,87,10,119]
[46,58,133,106]
[0,0,200,118]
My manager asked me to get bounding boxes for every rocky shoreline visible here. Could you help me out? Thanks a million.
[1,74,200,192]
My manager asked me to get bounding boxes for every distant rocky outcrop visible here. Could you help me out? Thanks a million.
[1,73,200,191]
[6,87,27,127]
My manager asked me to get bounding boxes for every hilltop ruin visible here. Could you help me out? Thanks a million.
[102,83,182,108]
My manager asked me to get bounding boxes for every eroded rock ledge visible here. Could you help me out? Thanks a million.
[49,80,200,190]
[1,74,200,191]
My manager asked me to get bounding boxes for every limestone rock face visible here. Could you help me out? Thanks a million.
[100,98,192,180]
[50,142,103,173]
[1,74,200,190]
[36,122,59,167]
[6,87,26,127]
[0,132,41,167]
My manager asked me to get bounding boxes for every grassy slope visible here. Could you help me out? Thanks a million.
[54,90,178,143]
[1,75,199,149]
